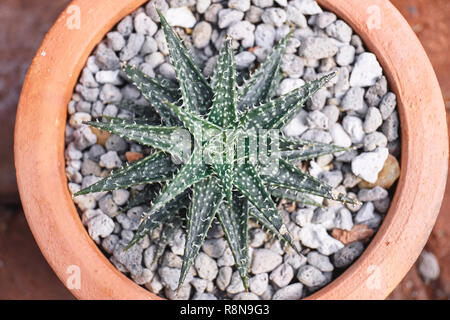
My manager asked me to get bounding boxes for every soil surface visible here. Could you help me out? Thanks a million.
[0,0,448,299]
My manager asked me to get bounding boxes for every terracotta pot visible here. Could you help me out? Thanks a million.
[14,0,448,300]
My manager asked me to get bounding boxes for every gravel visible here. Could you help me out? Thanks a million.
[66,0,400,300]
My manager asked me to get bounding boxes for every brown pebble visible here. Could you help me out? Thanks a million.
[90,126,111,146]
[331,224,374,245]
[359,154,400,189]
[125,151,143,162]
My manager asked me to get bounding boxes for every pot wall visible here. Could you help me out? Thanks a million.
[14,0,448,300]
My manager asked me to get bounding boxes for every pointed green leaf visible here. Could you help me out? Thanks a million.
[268,187,322,207]
[74,152,179,196]
[85,119,188,159]
[280,137,349,161]
[242,72,336,130]
[262,159,355,204]
[217,194,249,289]
[153,215,185,268]
[140,150,212,224]
[120,185,159,212]
[115,102,162,124]
[179,177,224,286]
[248,203,298,253]
[158,11,213,115]
[127,192,190,249]
[237,32,290,111]
[122,63,181,125]
[233,164,284,232]
[208,37,237,128]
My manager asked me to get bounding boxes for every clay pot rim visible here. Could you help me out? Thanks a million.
[14,0,448,300]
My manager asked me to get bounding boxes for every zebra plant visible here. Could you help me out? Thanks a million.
[75,12,355,290]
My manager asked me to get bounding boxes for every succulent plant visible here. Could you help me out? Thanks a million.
[75,12,354,290]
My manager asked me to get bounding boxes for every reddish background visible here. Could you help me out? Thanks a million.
[0,0,448,299]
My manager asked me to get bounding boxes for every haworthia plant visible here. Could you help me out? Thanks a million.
[75,12,357,290]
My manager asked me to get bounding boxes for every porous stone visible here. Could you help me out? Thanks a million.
[349,53,383,87]
[254,23,276,48]
[363,132,388,152]
[333,241,364,268]
[270,263,294,287]
[341,86,365,112]
[325,20,352,43]
[363,107,383,133]
[333,207,354,231]
[379,92,397,120]
[297,265,326,287]
[99,151,122,169]
[134,12,158,36]
[357,186,388,202]
[218,9,244,29]
[166,7,197,28]
[249,273,269,295]
[336,45,355,66]
[216,266,233,291]
[261,8,287,27]
[342,115,365,145]
[235,51,256,70]
[351,147,388,183]
[299,223,344,255]
[272,283,303,300]
[281,54,304,78]
[307,251,334,272]
[251,249,283,274]
[192,21,213,49]
[316,11,336,29]
[195,252,218,281]
[381,111,399,142]
[299,37,339,60]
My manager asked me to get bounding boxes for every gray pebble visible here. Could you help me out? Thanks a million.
[381,111,399,142]
[251,249,282,274]
[308,87,328,110]
[281,54,304,78]
[299,37,339,60]
[234,292,260,300]
[120,33,145,61]
[272,283,303,300]
[113,242,144,276]
[218,9,244,29]
[80,68,98,88]
[193,21,213,49]
[341,86,365,112]
[299,223,344,255]
[159,267,193,291]
[202,238,227,258]
[216,266,233,291]
[316,11,336,29]
[99,151,122,169]
[363,107,383,133]
[336,45,356,66]
[95,43,120,70]
[307,251,334,272]
[246,6,264,23]
[226,270,246,294]
[365,76,388,107]
[117,16,133,36]
[100,84,122,103]
[229,0,250,12]
[252,0,274,8]
[195,252,218,281]
[261,8,287,27]
[358,186,388,202]
[318,170,343,188]
[343,115,365,145]
[107,32,126,51]
[159,63,176,80]
[106,135,127,152]
[379,92,397,120]
[112,189,130,206]
[333,207,354,231]
[333,241,364,268]
[76,85,99,102]
[235,51,256,70]
[301,129,332,144]
[270,263,294,287]
[286,5,307,28]
[146,0,169,22]
[249,273,269,295]
[204,3,222,24]
[349,53,383,87]
[363,131,388,151]
[297,265,326,287]
[326,20,352,43]
[254,23,276,48]
[87,212,115,242]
